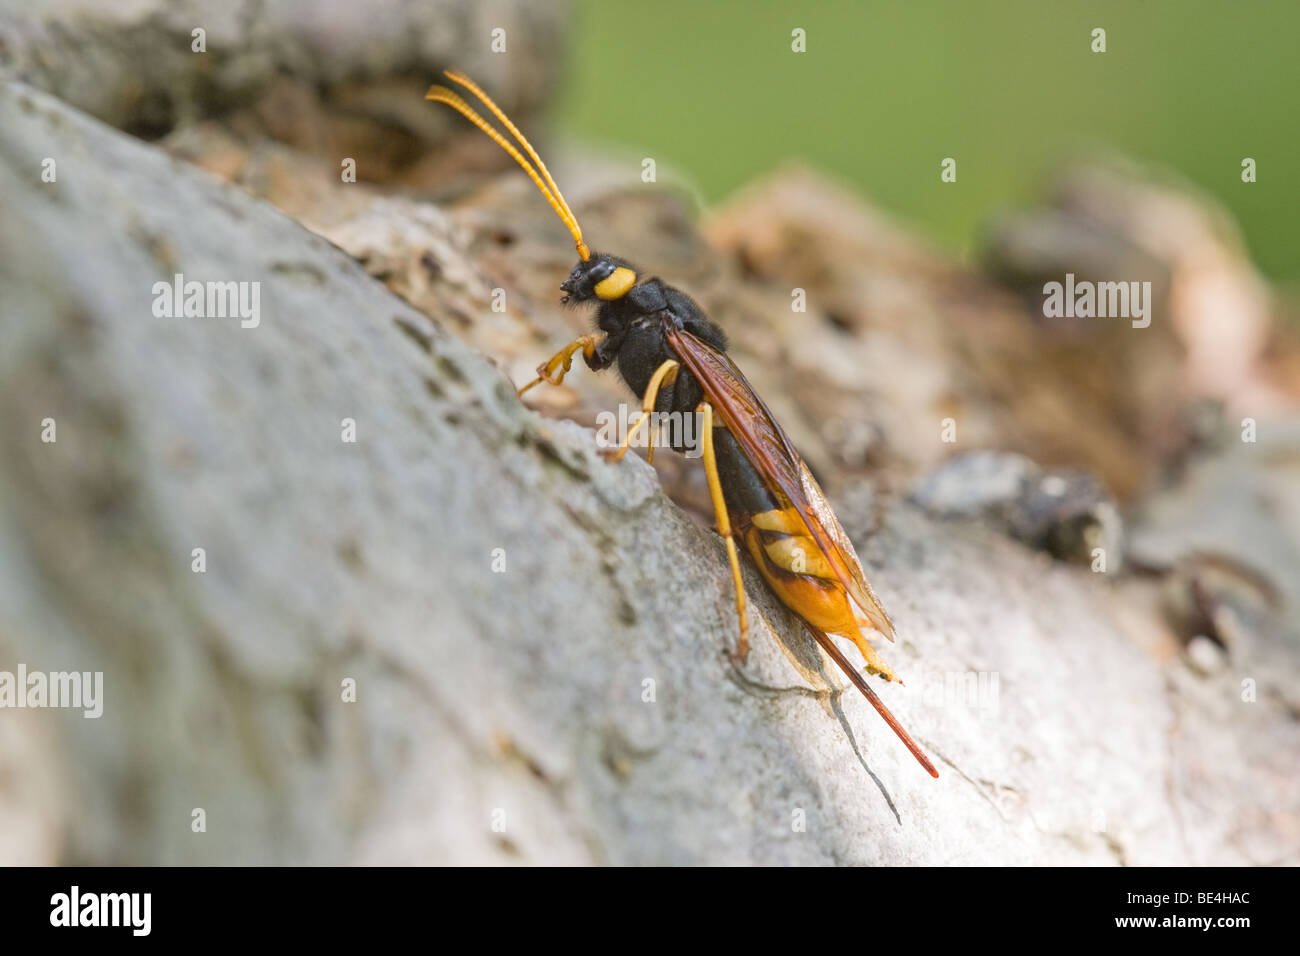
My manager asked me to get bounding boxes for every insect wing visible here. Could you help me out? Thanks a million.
[665,327,895,640]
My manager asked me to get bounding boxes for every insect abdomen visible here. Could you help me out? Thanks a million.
[713,427,899,682]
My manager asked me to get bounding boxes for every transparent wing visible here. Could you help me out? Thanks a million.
[665,326,895,640]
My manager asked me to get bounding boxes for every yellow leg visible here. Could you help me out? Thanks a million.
[698,401,750,664]
[517,334,604,397]
[605,360,678,463]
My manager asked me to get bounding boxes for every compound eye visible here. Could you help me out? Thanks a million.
[589,259,616,283]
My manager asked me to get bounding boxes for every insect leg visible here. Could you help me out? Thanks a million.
[605,359,678,463]
[698,401,751,665]
[517,334,605,396]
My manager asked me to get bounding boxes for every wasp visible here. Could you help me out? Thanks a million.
[427,72,938,777]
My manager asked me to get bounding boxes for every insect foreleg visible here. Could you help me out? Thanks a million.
[517,333,605,396]
[698,401,751,665]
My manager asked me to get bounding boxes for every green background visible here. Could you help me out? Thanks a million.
[557,0,1297,280]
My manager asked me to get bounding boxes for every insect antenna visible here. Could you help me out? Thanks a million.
[426,71,590,261]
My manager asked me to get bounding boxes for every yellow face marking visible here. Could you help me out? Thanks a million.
[594,267,637,300]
